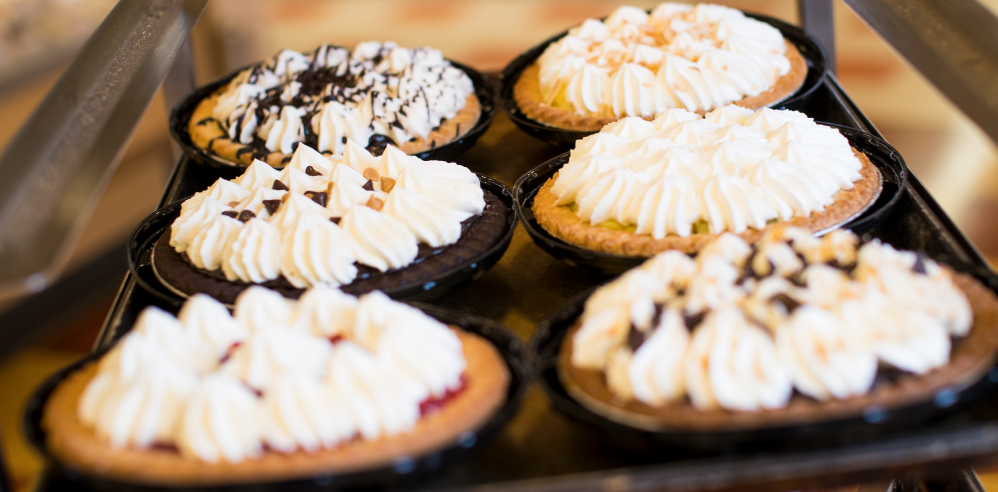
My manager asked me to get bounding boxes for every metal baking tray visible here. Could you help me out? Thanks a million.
[28,73,998,491]
[514,124,907,275]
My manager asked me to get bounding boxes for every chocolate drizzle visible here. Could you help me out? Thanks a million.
[770,293,801,313]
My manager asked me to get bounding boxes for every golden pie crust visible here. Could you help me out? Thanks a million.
[188,92,482,168]
[532,149,881,256]
[41,328,509,486]
[513,40,808,132]
[558,270,998,432]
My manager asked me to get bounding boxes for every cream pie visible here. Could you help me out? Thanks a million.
[514,3,808,132]
[532,106,881,256]
[42,286,510,485]
[559,228,998,431]
[189,41,481,166]
[155,142,508,305]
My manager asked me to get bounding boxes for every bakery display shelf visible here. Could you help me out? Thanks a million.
[513,123,907,276]
[29,71,998,492]
[170,60,498,175]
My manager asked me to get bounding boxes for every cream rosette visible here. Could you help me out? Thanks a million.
[570,228,973,412]
[536,3,793,116]
[78,286,467,463]
[550,106,864,237]
[169,142,485,289]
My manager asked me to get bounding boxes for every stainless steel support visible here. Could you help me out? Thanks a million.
[841,0,998,145]
[0,0,208,300]
[163,38,197,162]
[798,0,836,75]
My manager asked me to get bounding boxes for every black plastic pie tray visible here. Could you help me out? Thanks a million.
[514,125,907,276]
[499,12,828,148]
[169,59,498,177]
[531,280,998,453]
[127,173,516,307]
[23,303,532,492]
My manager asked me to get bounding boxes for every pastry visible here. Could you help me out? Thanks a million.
[189,41,481,167]
[42,286,510,485]
[513,3,808,132]
[559,227,998,431]
[155,142,508,305]
[532,106,881,256]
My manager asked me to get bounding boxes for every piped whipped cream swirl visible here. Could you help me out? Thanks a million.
[212,42,474,155]
[169,143,485,288]
[571,227,972,411]
[79,286,467,463]
[551,106,863,236]
[536,3,792,116]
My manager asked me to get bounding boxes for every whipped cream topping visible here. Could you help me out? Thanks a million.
[571,228,973,411]
[78,285,468,463]
[552,106,863,236]
[212,42,474,157]
[169,142,484,288]
[536,3,792,116]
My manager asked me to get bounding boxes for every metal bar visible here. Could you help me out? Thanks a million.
[0,0,207,301]
[840,0,998,145]
[798,0,837,75]
[163,38,196,162]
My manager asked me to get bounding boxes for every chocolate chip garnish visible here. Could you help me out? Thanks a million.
[627,325,645,351]
[281,155,292,164]
[330,217,341,225]
[290,141,301,152]
[381,177,396,193]
[683,311,707,330]
[262,199,281,215]
[363,167,380,181]
[365,196,384,211]
[237,210,255,222]
[221,210,238,219]
[305,165,322,177]
[363,180,374,191]
[272,180,289,191]
[305,191,328,207]
[913,251,928,274]
[770,293,801,313]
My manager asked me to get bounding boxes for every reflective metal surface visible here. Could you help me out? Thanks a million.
[841,0,998,145]
[0,0,207,300]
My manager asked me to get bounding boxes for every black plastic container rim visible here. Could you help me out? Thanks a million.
[168,57,498,171]
[529,281,998,448]
[498,10,828,145]
[128,173,517,307]
[512,125,908,273]
[23,303,532,491]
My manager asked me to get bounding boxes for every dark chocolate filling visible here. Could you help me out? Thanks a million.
[153,191,508,304]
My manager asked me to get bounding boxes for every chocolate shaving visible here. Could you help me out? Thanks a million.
[237,210,255,222]
[262,199,281,215]
[272,180,289,191]
[363,180,374,191]
[770,293,801,313]
[305,165,322,177]
[281,192,291,203]
[913,251,928,274]
[305,191,328,207]
[627,325,645,351]
[228,201,241,207]
[683,310,707,330]
[380,177,396,193]
[330,217,341,225]
[363,167,380,181]
[221,210,238,219]
[365,196,384,211]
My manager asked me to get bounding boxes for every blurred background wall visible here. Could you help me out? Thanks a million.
[0,1,997,490]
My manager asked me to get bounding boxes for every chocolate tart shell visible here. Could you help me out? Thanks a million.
[130,175,516,306]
